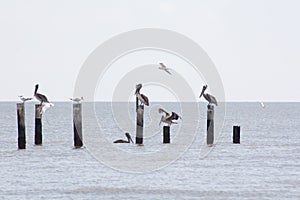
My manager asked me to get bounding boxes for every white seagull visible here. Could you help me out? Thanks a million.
[158,108,181,126]
[158,63,172,75]
[199,85,218,106]
[70,97,84,103]
[18,95,32,103]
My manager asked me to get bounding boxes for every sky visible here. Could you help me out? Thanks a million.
[0,0,299,102]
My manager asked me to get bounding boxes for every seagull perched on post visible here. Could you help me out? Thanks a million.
[70,97,84,103]
[135,83,149,106]
[18,95,32,103]
[158,108,181,126]
[199,85,218,106]
[33,84,54,114]
[158,63,172,75]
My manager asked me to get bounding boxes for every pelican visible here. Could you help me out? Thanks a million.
[18,95,32,103]
[34,84,51,105]
[135,84,149,106]
[158,108,181,126]
[158,63,172,75]
[199,85,218,106]
[70,97,84,103]
[113,132,134,143]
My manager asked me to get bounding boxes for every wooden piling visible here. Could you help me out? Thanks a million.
[163,126,170,144]
[17,103,26,149]
[73,103,83,148]
[207,104,214,145]
[136,105,144,145]
[233,126,240,144]
[35,104,42,145]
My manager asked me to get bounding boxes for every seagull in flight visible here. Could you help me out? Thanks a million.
[158,63,172,75]
[199,85,218,106]
[18,95,32,103]
[158,108,181,126]
[70,97,84,103]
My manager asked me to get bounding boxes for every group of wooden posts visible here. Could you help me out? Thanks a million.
[16,103,83,149]
[16,102,240,150]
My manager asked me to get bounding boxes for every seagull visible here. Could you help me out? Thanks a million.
[158,108,181,126]
[70,97,84,103]
[113,132,134,143]
[39,102,54,115]
[18,95,32,103]
[260,102,265,108]
[135,84,149,106]
[158,63,172,75]
[199,85,218,106]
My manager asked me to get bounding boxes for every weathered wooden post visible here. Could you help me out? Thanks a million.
[233,125,240,144]
[207,104,214,145]
[17,103,26,149]
[163,126,170,144]
[35,104,42,145]
[73,103,83,148]
[136,104,144,145]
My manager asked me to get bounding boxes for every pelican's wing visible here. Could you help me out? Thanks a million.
[206,94,218,106]
[158,108,169,115]
[140,94,149,106]
[170,112,181,120]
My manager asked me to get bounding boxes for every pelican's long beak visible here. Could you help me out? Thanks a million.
[128,134,134,143]
[199,85,207,98]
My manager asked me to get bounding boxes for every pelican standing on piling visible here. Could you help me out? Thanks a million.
[113,133,134,143]
[199,85,218,106]
[33,84,54,114]
[158,108,181,126]
[135,84,149,106]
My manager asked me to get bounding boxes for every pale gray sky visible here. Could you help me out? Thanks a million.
[0,0,299,101]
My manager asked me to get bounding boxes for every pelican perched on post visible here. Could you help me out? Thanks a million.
[18,95,32,103]
[113,132,134,143]
[135,83,149,106]
[70,97,84,103]
[158,108,181,126]
[199,85,218,106]
[158,63,172,75]
[34,84,54,114]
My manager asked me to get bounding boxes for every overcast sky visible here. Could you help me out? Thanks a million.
[0,0,299,102]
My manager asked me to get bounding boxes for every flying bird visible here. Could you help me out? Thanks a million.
[70,97,84,103]
[199,85,218,106]
[18,95,32,103]
[113,132,134,143]
[158,63,172,75]
[135,84,149,106]
[39,102,54,115]
[158,108,181,126]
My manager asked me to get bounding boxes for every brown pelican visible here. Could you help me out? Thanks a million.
[113,132,134,143]
[199,85,218,106]
[70,97,84,103]
[135,84,149,106]
[158,108,181,126]
[34,84,51,105]
[18,95,32,102]
[158,63,172,75]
